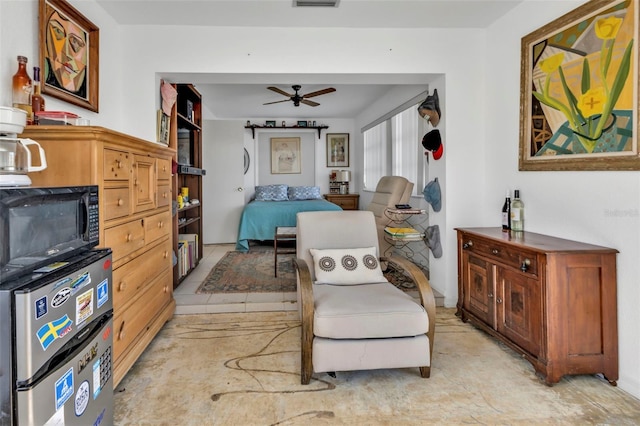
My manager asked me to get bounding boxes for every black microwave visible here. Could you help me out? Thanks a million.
[0,186,99,283]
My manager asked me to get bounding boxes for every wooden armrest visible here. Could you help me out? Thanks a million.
[381,255,436,360]
[293,257,314,384]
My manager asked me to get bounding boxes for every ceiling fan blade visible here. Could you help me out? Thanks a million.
[263,99,292,105]
[267,86,293,97]
[303,87,336,98]
[301,99,320,107]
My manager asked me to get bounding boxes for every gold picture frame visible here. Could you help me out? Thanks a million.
[519,0,639,171]
[39,0,100,112]
[326,133,349,167]
[271,137,301,174]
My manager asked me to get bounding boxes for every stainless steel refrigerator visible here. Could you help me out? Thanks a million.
[0,248,113,426]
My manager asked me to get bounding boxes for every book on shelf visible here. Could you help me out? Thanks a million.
[386,208,426,215]
[384,226,423,238]
[178,233,199,278]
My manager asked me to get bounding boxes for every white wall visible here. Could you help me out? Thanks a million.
[0,0,124,129]
[485,1,640,398]
[240,118,356,198]
[2,0,638,400]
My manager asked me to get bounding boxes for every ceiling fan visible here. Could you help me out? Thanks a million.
[263,85,336,107]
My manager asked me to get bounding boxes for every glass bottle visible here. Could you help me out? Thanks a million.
[12,56,33,124]
[502,190,511,231]
[511,190,525,232]
[31,66,45,124]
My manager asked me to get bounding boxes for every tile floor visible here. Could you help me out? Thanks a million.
[173,244,298,315]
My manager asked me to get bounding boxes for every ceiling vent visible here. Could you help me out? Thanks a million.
[293,0,340,7]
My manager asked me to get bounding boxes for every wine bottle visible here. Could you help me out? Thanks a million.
[511,190,524,232]
[12,56,33,124]
[502,190,511,231]
[32,66,45,124]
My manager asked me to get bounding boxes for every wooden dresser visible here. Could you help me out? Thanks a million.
[456,227,618,385]
[22,126,175,386]
[324,193,359,210]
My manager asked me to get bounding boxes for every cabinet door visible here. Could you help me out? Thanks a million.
[496,266,542,357]
[133,155,156,213]
[462,253,495,326]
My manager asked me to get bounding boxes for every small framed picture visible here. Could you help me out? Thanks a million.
[156,110,170,145]
[327,133,349,167]
[297,120,308,128]
[265,120,276,127]
[271,137,301,174]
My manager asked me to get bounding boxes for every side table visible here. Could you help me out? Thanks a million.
[274,226,297,277]
[324,193,360,210]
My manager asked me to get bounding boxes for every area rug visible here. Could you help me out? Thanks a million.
[114,309,640,425]
[196,246,418,294]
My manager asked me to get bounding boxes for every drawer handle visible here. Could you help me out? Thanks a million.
[119,281,127,291]
[462,241,473,249]
[158,221,164,228]
[520,258,531,272]
[492,249,499,255]
[496,297,503,304]
[116,160,123,169]
[117,198,124,206]
[118,322,126,341]
[126,233,133,242]
[488,293,494,298]
[163,251,169,259]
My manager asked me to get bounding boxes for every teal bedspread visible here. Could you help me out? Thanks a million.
[236,199,342,252]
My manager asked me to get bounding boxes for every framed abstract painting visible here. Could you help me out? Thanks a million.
[519,0,639,170]
[39,0,100,112]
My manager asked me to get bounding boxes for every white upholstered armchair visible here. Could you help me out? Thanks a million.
[293,210,436,384]
[366,176,414,256]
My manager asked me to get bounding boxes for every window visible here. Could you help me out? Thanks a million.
[363,101,428,195]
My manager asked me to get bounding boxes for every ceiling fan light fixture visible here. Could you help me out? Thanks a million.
[293,0,340,7]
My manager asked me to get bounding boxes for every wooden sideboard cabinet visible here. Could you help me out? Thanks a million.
[324,193,359,210]
[455,227,618,385]
[21,126,175,386]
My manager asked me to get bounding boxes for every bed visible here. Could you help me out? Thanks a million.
[236,188,343,252]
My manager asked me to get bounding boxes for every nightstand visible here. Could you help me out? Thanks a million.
[324,193,360,210]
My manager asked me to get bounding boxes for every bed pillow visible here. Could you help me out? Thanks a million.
[309,247,385,285]
[288,186,322,200]
[255,185,288,201]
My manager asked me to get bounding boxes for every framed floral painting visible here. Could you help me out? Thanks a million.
[519,0,639,170]
[39,0,99,112]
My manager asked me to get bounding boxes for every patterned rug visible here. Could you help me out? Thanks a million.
[196,246,417,294]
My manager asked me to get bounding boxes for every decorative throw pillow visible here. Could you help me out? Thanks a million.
[288,186,322,200]
[309,247,385,285]
[254,184,288,201]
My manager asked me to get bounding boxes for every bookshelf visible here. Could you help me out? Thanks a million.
[169,83,206,288]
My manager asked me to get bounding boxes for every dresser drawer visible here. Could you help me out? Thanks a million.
[103,148,131,181]
[145,210,172,244]
[113,270,172,360]
[113,238,171,311]
[157,158,172,180]
[334,199,357,210]
[325,194,359,210]
[461,234,538,275]
[103,187,131,220]
[104,219,145,263]
[157,184,172,208]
